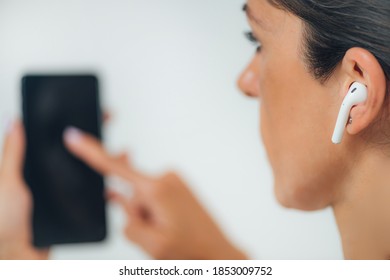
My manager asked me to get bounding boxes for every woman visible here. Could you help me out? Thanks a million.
[1,0,389,259]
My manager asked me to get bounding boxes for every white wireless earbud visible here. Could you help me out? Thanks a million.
[332,82,368,144]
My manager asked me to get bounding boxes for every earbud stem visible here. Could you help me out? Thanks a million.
[332,104,349,144]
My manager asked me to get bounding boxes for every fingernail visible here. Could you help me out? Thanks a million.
[3,117,14,135]
[64,127,83,145]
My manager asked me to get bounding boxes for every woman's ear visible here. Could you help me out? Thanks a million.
[339,47,388,136]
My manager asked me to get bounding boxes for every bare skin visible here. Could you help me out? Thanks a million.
[0,122,245,260]
[238,0,390,259]
[0,121,49,260]
[64,127,246,260]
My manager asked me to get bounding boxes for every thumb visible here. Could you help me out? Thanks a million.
[0,119,25,180]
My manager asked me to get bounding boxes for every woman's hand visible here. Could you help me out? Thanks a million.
[64,127,246,260]
[0,120,49,260]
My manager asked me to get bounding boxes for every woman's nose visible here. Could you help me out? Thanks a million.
[237,58,260,98]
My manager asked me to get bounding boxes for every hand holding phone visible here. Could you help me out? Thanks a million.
[0,120,49,259]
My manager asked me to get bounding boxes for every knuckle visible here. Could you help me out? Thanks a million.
[149,178,172,198]
[162,171,179,182]
[150,171,187,199]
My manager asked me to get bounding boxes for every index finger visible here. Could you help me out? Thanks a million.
[63,127,150,186]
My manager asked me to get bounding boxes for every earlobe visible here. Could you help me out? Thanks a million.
[339,48,387,138]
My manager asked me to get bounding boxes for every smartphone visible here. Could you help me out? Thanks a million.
[22,74,107,248]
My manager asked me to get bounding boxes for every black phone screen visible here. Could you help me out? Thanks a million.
[22,75,106,248]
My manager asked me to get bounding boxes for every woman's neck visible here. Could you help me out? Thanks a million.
[332,150,390,259]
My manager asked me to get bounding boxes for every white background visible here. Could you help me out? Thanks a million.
[0,0,342,259]
[2,261,390,280]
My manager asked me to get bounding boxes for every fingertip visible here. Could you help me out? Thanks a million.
[118,152,132,167]
[103,111,112,123]
[3,118,22,138]
[13,120,25,139]
[3,117,14,135]
[63,126,83,147]
[106,189,121,201]
[118,152,128,161]
[113,193,129,208]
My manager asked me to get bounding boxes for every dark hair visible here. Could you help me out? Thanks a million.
[268,0,390,84]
